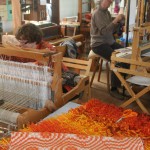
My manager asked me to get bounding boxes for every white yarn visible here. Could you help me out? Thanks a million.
[0,60,52,82]
[0,59,53,125]
[0,108,20,124]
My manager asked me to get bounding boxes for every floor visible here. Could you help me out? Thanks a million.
[88,64,150,114]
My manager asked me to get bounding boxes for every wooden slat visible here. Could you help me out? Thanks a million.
[63,57,88,65]
[140,0,144,25]
[63,57,92,77]
[130,29,140,70]
[50,34,84,46]
[111,55,150,68]
[0,47,48,62]
[139,43,150,51]
[63,62,87,70]
[112,67,150,78]
[0,46,64,64]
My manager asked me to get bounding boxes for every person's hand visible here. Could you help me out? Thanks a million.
[113,14,125,24]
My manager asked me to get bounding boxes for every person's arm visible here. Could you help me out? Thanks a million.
[36,41,56,51]
[113,14,125,34]
[93,11,117,35]
[113,14,125,24]
[93,11,125,35]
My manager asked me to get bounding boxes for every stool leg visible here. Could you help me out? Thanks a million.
[106,62,110,93]
[90,58,100,86]
[97,58,103,82]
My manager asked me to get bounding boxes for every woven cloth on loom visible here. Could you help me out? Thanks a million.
[0,99,150,150]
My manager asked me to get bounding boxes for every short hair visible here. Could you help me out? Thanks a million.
[15,23,43,44]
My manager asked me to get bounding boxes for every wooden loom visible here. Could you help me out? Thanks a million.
[0,45,63,130]
[111,0,150,114]
[0,44,92,134]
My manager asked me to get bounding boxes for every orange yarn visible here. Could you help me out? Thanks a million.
[0,99,150,150]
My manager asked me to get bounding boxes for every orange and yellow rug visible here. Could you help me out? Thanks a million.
[0,99,150,150]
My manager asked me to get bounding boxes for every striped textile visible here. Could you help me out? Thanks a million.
[9,132,144,150]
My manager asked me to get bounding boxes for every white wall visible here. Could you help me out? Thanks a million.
[2,21,13,33]
[59,0,78,21]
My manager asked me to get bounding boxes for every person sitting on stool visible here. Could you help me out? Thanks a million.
[90,0,126,99]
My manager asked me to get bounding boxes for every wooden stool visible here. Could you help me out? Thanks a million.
[88,50,110,93]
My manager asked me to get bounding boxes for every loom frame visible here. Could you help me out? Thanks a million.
[111,0,150,114]
[0,45,63,129]
[0,45,92,130]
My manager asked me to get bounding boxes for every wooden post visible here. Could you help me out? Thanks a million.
[125,0,130,47]
[11,0,21,34]
[130,28,140,70]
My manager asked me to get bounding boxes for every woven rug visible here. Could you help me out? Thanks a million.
[9,132,144,150]
[0,99,150,150]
